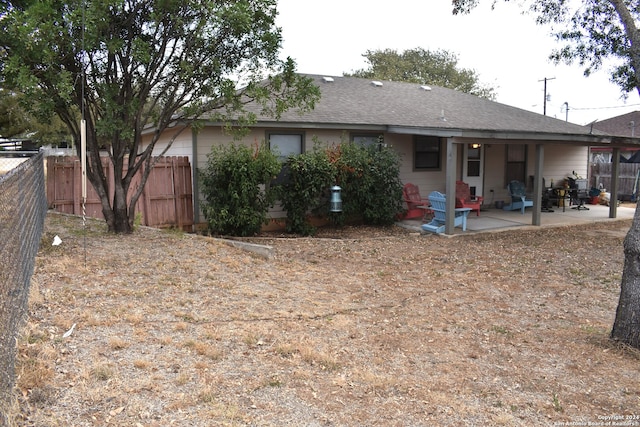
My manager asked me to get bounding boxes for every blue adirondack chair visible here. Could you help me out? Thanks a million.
[421,191,472,234]
[503,180,533,214]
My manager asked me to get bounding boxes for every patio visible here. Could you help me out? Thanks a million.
[398,202,637,234]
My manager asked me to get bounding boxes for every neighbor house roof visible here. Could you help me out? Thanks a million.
[242,75,639,146]
[591,111,640,138]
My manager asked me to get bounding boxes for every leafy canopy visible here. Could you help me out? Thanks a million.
[346,47,496,100]
[0,89,71,144]
[0,0,320,233]
[0,89,28,139]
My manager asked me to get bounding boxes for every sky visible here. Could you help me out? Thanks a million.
[275,0,640,126]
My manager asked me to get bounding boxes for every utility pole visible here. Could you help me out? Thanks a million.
[539,77,555,116]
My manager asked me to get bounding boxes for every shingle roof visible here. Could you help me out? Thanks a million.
[257,75,605,138]
[591,111,640,138]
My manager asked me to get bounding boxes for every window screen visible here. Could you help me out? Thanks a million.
[268,133,303,160]
[506,144,527,184]
[414,136,441,170]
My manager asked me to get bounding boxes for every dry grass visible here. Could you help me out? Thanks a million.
[11,211,640,426]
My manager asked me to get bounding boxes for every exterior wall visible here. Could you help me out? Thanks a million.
[187,128,424,220]
[482,143,508,206]
[166,129,195,157]
[195,126,244,170]
[191,127,382,222]
[193,127,349,172]
[394,134,448,196]
[144,125,592,224]
[472,142,589,208]
[144,125,194,159]
[542,144,589,185]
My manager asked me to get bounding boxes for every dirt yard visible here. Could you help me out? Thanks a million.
[12,211,640,426]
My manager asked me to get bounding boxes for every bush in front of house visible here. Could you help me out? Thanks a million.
[279,140,405,234]
[199,142,281,236]
[278,146,335,235]
[333,141,404,226]
[200,139,404,236]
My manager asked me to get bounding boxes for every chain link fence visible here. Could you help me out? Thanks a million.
[0,151,47,426]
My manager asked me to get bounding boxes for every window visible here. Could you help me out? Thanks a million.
[268,132,303,160]
[414,136,441,170]
[466,144,481,177]
[505,144,527,185]
[352,133,383,147]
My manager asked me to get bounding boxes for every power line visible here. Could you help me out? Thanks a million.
[568,103,640,111]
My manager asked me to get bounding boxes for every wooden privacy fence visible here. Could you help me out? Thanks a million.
[590,162,640,199]
[47,156,194,230]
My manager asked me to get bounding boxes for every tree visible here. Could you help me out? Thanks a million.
[0,89,28,138]
[345,47,496,99]
[452,0,640,348]
[0,88,72,145]
[0,0,319,233]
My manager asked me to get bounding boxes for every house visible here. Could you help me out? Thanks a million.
[146,75,640,234]
[590,111,640,163]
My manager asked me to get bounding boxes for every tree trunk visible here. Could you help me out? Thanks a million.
[611,203,640,348]
[109,179,134,234]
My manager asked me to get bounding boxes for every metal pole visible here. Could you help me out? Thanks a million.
[543,78,547,116]
[539,77,555,116]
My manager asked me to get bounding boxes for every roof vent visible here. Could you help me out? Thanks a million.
[322,76,334,83]
[420,85,432,91]
[371,80,383,87]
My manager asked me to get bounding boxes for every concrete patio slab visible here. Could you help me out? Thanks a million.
[397,203,636,235]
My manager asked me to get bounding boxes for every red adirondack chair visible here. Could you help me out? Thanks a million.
[455,180,483,216]
[402,183,432,220]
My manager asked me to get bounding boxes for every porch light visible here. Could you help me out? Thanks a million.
[330,185,342,213]
[471,143,481,149]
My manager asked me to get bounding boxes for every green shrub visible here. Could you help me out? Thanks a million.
[280,140,404,233]
[278,146,335,235]
[199,138,404,236]
[199,142,280,236]
[333,141,404,225]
